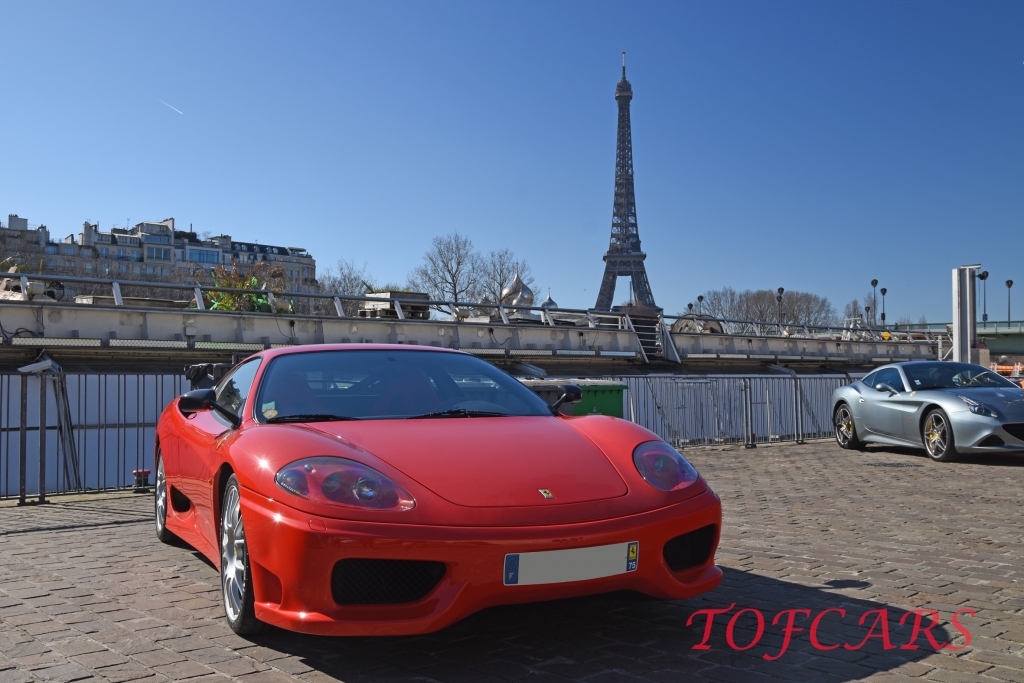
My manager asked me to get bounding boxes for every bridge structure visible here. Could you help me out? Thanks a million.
[0,274,943,374]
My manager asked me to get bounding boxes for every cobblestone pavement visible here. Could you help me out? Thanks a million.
[1,441,1023,683]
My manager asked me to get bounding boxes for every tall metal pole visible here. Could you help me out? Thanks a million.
[871,279,878,326]
[979,271,989,328]
[880,288,887,328]
[1009,280,1014,325]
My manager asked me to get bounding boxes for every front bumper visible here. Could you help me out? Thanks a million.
[949,413,1024,452]
[240,486,723,636]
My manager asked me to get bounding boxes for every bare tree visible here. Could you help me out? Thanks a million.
[696,287,741,319]
[783,291,836,326]
[843,299,864,321]
[315,258,370,315]
[692,287,838,326]
[479,248,534,304]
[407,232,482,304]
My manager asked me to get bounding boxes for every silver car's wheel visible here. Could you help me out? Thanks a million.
[834,404,862,450]
[154,454,177,543]
[923,409,958,462]
[220,475,263,634]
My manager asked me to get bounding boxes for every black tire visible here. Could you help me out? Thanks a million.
[922,408,959,462]
[834,403,863,450]
[220,474,264,635]
[154,453,179,544]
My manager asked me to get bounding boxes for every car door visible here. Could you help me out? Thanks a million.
[177,358,262,554]
[859,368,909,439]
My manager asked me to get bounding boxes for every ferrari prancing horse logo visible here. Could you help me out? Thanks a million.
[538,489,554,499]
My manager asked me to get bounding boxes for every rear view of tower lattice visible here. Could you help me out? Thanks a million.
[594,53,659,312]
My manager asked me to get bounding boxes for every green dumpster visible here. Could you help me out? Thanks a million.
[574,384,626,418]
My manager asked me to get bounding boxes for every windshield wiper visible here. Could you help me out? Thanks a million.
[407,409,509,419]
[266,413,361,423]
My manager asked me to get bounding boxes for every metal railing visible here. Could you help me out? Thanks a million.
[897,321,1024,334]
[0,372,184,502]
[622,374,854,447]
[662,313,948,345]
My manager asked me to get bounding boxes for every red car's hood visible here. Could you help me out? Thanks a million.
[305,416,628,508]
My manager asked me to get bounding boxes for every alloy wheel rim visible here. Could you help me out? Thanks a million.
[924,414,947,457]
[221,486,246,622]
[835,407,853,445]
[155,460,167,532]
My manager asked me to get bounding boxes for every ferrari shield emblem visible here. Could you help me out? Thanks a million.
[626,541,639,572]
[538,489,554,499]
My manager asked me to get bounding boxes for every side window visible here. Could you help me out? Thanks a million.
[875,369,902,391]
[861,372,878,388]
[215,359,262,418]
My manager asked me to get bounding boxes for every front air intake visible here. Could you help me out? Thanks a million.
[662,525,717,572]
[331,559,446,605]
[1002,424,1024,441]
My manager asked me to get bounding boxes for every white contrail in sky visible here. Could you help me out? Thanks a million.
[157,99,184,115]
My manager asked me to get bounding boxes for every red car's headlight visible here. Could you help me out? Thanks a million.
[632,441,699,492]
[275,457,415,511]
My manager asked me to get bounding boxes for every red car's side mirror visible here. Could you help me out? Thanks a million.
[179,389,241,428]
[550,384,583,414]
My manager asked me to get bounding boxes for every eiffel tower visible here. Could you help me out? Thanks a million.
[594,53,659,312]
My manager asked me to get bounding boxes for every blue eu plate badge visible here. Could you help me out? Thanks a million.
[626,541,638,572]
[504,541,639,586]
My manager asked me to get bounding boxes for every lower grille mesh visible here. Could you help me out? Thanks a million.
[662,525,717,572]
[331,558,446,605]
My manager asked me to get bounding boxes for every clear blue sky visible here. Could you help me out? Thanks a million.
[1,1,1021,323]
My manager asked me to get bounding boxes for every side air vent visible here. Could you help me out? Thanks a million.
[1002,424,1024,440]
[662,525,717,572]
[331,559,446,605]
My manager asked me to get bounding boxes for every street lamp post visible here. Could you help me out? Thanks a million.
[697,295,704,316]
[865,306,871,327]
[880,288,887,328]
[776,287,785,328]
[1009,280,1014,325]
[979,271,989,328]
[871,279,878,326]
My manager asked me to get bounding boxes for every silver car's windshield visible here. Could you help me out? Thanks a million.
[902,362,1018,390]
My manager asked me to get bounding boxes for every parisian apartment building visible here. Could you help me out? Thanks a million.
[0,214,317,292]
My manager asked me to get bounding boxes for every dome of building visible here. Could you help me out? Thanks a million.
[501,272,534,306]
[500,273,522,303]
[540,289,558,309]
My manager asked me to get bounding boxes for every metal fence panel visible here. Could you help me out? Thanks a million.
[622,374,852,448]
[0,373,184,500]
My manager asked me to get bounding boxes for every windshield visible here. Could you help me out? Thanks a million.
[255,349,552,421]
[902,362,1019,390]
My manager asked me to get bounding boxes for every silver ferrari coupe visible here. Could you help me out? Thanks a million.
[832,361,1024,461]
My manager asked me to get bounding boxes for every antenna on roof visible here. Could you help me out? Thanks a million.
[622,51,626,79]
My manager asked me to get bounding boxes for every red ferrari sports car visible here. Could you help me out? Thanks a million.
[154,344,722,636]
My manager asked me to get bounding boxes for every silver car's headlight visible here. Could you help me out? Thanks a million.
[957,395,998,418]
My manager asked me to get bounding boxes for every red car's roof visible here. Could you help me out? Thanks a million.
[252,343,465,361]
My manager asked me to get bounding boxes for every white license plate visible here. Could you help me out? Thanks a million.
[503,541,639,586]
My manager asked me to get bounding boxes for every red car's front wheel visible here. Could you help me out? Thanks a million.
[154,455,178,544]
[220,475,264,635]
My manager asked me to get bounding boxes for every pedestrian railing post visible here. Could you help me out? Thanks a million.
[18,374,27,505]
[38,376,46,504]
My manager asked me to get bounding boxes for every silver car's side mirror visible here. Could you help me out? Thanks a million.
[875,383,899,395]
